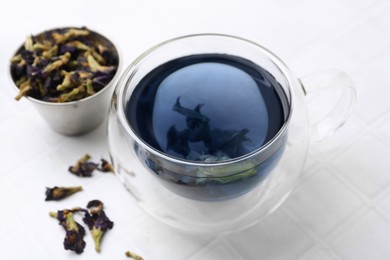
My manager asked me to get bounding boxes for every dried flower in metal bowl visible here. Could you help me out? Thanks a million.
[9,26,121,135]
[10,27,119,102]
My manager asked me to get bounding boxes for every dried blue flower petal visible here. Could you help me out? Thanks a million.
[97,159,114,173]
[20,50,34,64]
[68,154,97,177]
[125,251,144,260]
[45,186,82,201]
[83,200,114,252]
[49,208,86,254]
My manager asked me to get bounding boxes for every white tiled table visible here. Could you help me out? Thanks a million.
[1,0,390,259]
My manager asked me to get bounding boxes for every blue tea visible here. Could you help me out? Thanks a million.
[126,54,289,200]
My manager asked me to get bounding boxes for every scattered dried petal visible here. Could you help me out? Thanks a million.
[68,154,97,177]
[86,200,104,215]
[45,186,82,201]
[83,200,114,252]
[97,159,114,173]
[49,208,86,254]
[125,251,144,260]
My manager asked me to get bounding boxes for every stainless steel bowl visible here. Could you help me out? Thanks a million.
[9,27,121,135]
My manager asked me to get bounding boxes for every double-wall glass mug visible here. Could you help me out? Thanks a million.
[107,34,355,234]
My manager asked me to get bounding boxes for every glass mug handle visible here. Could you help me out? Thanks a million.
[299,70,356,142]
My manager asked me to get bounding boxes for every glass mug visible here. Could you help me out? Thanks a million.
[108,34,355,234]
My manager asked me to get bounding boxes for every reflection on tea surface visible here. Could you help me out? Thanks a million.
[127,54,287,161]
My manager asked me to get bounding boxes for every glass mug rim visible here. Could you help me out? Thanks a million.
[115,33,295,169]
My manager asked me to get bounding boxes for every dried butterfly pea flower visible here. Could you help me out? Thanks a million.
[86,53,115,73]
[45,186,82,201]
[10,27,118,102]
[43,52,71,74]
[69,154,114,177]
[82,200,114,252]
[24,35,34,51]
[49,208,87,254]
[42,45,58,59]
[125,251,144,260]
[14,78,32,101]
[97,159,114,173]
[52,28,90,44]
[69,154,97,177]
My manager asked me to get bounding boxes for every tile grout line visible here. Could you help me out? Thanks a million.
[186,236,246,260]
[281,206,343,260]
[220,237,249,260]
[282,163,375,259]
[319,165,379,240]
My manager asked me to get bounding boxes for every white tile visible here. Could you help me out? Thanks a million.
[190,239,245,260]
[376,188,390,220]
[352,48,390,90]
[288,42,361,76]
[330,134,390,198]
[308,115,365,160]
[298,245,338,260]
[351,73,390,124]
[292,0,360,36]
[0,113,51,175]
[297,116,364,174]
[373,111,390,148]
[342,0,390,14]
[331,22,390,64]
[226,210,314,260]
[255,17,321,59]
[0,231,51,259]
[0,93,18,124]
[0,204,23,241]
[284,168,363,237]
[331,210,390,260]
[369,5,390,34]
[123,215,213,260]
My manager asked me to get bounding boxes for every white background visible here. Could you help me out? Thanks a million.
[1,0,390,259]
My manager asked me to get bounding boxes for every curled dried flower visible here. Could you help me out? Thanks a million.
[86,79,95,96]
[66,40,91,51]
[24,35,34,51]
[86,200,104,215]
[97,159,114,173]
[86,53,115,73]
[15,78,32,100]
[52,28,89,44]
[43,52,71,74]
[83,200,114,253]
[49,208,86,254]
[45,186,82,201]
[42,45,58,59]
[69,154,97,177]
[125,251,144,260]
[56,70,80,91]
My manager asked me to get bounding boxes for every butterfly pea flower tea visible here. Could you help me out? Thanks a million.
[125,53,289,201]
